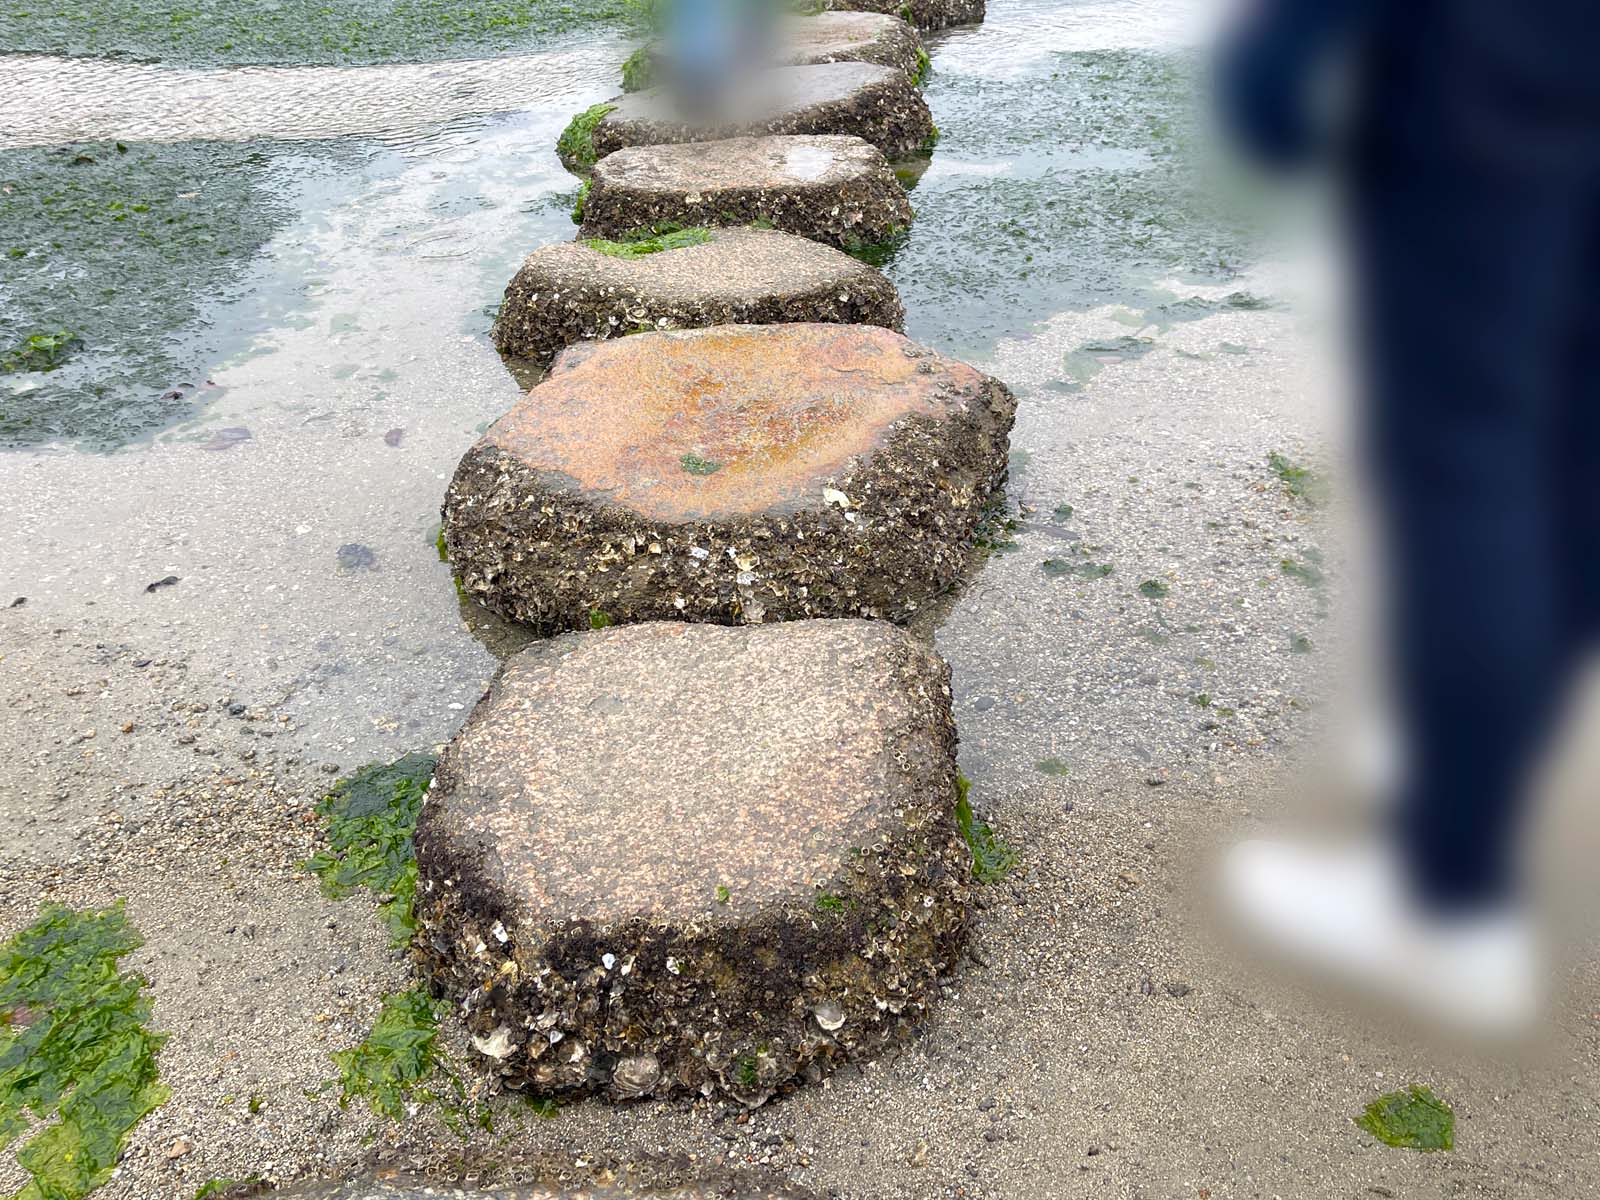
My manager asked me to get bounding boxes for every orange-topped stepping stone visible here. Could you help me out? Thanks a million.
[441,323,1015,633]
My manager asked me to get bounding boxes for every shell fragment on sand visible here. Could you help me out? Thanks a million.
[564,62,935,170]
[823,0,986,32]
[578,135,913,251]
[493,226,903,363]
[412,619,970,1106]
[442,322,1016,634]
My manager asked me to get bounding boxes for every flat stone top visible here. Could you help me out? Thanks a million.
[591,134,889,195]
[604,61,901,129]
[479,323,984,523]
[430,621,942,925]
[526,227,877,303]
[783,9,910,55]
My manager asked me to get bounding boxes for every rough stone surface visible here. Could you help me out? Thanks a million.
[578,135,913,251]
[277,1179,810,1199]
[492,227,902,364]
[824,0,985,32]
[581,63,935,168]
[441,323,1016,633]
[782,10,926,78]
[412,619,969,1107]
[631,12,926,90]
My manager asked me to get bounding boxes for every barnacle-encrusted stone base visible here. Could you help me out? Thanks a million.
[579,135,913,251]
[412,619,970,1107]
[584,63,935,166]
[630,11,926,90]
[824,0,985,31]
[441,322,1016,633]
[493,227,902,363]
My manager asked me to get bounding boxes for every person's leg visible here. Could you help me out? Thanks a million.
[1552,192,1600,663]
[1354,161,1589,913]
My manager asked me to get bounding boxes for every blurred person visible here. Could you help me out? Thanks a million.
[661,0,779,118]
[1215,0,1600,1031]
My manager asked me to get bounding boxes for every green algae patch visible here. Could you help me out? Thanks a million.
[0,902,170,1200]
[1268,451,1330,506]
[621,45,655,92]
[0,0,644,67]
[1356,1085,1454,1151]
[330,987,445,1121]
[303,752,438,946]
[584,226,712,259]
[557,103,617,173]
[679,452,722,476]
[911,46,931,86]
[955,774,1018,884]
[2,331,82,374]
[0,138,338,449]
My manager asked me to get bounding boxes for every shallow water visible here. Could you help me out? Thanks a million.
[1,0,1288,783]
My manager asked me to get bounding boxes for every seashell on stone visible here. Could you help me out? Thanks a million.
[812,1000,846,1032]
[611,1052,662,1098]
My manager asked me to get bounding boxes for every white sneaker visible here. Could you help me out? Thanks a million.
[1222,838,1539,1035]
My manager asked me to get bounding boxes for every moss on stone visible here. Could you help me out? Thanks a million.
[620,45,654,92]
[556,102,617,173]
[582,226,712,259]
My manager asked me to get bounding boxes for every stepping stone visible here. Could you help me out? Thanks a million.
[442,322,1016,633]
[560,62,935,172]
[493,226,903,364]
[623,11,928,93]
[824,0,985,32]
[578,135,913,252]
[412,618,970,1106]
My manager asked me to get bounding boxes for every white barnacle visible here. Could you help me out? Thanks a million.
[491,921,508,943]
[822,487,851,509]
[472,1025,517,1059]
[666,955,681,975]
[602,952,616,970]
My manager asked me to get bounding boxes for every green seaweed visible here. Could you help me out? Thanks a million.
[588,609,613,630]
[1,331,81,374]
[557,103,616,173]
[715,885,731,904]
[1268,451,1330,506]
[583,226,712,259]
[1034,758,1070,777]
[955,774,1018,884]
[302,752,437,945]
[680,452,722,476]
[1280,557,1325,588]
[571,179,591,224]
[0,902,170,1200]
[0,0,645,67]
[911,45,932,86]
[1356,1085,1454,1152]
[1138,579,1170,599]
[329,987,445,1121]
[1041,558,1113,580]
[621,45,654,92]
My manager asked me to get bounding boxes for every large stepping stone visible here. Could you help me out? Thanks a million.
[824,0,985,32]
[624,11,928,92]
[412,618,970,1107]
[441,322,1016,633]
[578,135,913,252]
[493,227,902,363]
[561,62,935,172]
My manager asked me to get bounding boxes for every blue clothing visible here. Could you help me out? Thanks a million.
[1218,1,1600,910]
